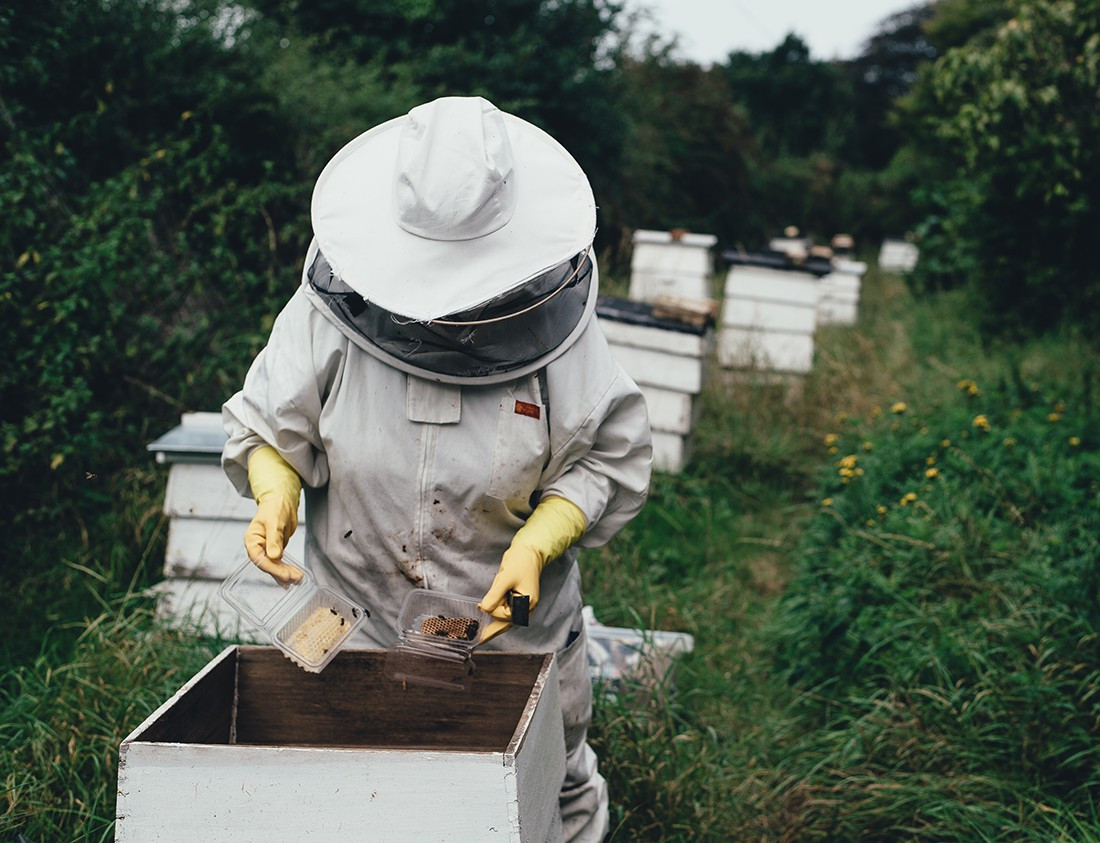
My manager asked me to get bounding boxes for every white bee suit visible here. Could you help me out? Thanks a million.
[222,256,652,842]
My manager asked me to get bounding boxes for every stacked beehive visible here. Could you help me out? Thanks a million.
[817,257,868,326]
[146,411,304,636]
[879,236,919,272]
[600,228,720,473]
[716,251,831,375]
[627,228,717,303]
[596,297,714,473]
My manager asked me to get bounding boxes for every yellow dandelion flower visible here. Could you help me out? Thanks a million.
[891,402,908,414]
[862,441,873,452]
[1047,413,1062,423]
[899,491,918,506]
[1069,436,1081,447]
[855,467,865,476]
[940,438,951,448]
[836,454,858,469]
[956,379,980,396]
[972,414,990,431]
[926,456,937,465]
[839,467,855,478]
[824,433,838,447]
[876,505,888,515]
[925,467,940,479]
[822,498,833,507]
[828,446,839,455]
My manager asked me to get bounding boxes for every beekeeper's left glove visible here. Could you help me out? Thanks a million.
[245,445,304,586]
[478,496,586,643]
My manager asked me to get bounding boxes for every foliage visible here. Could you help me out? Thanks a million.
[0,601,224,840]
[245,0,630,228]
[0,0,310,665]
[904,0,1100,335]
[842,3,939,169]
[719,25,933,247]
[771,348,1100,838]
[723,35,852,160]
[602,56,753,266]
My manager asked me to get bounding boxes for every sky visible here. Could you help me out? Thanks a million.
[629,0,919,64]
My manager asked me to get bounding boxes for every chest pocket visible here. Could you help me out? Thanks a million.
[487,374,550,510]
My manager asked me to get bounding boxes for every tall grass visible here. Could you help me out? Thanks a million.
[3,263,1098,840]
[1,600,223,839]
[583,266,1100,840]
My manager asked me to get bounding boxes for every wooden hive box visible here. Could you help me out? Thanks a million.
[596,297,714,473]
[817,258,867,327]
[116,646,566,842]
[627,229,716,303]
[878,237,919,272]
[147,412,305,635]
[716,257,824,374]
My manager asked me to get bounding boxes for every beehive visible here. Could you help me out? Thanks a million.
[878,237,919,272]
[147,412,305,635]
[817,258,867,326]
[116,646,566,842]
[717,257,823,374]
[627,229,716,303]
[596,297,714,473]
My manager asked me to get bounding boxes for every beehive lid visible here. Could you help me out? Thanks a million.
[147,411,228,464]
[596,296,709,336]
[721,249,832,278]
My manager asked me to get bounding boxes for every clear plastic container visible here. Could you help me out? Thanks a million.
[384,590,491,690]
[219,554,369,674]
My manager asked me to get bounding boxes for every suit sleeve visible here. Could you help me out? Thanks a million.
[221,286,344,497]
[539,323,652,547]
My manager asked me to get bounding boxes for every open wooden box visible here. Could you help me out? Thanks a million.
[116,646,565,842]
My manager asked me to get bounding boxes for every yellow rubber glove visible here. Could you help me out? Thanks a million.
[245,445,304,586]
[478,495,587,644]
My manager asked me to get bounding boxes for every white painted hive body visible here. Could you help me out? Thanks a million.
[148,413,305,638]
[628,229,716,303]
[817,258,867,326]
[147,412,304,636]
[597,297,714,473]
[878,238,919,272]
[717,263,820,374]
[116,646,566,842]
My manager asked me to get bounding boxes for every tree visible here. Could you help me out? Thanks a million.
[843,3,939,169]
[723,34,852,159]
[905,0,1100,334]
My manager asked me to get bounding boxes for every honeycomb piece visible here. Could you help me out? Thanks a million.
[286,605,349,663]
[420,615,479,641]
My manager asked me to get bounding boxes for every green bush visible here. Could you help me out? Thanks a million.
[905,0,1100,335]
[773,363,1100,837]
[0,601,223,840]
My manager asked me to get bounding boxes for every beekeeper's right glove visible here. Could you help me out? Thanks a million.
[245,445,304,586]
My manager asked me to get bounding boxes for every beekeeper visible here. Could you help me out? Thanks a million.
[221,95,652,842]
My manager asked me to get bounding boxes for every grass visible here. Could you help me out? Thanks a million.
[3,261,1099,840]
